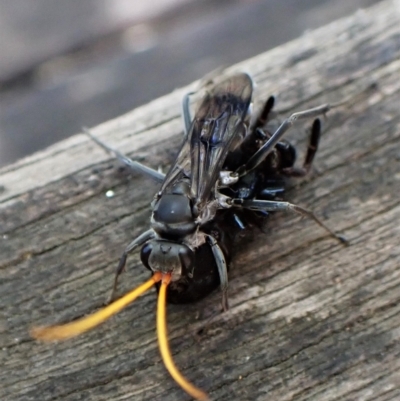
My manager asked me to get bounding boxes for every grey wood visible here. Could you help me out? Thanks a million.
[1,1,400,400]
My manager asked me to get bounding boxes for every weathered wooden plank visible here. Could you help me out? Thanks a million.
[1,1,400,400]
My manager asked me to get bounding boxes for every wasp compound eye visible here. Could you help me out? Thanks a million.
[140,242,153,270]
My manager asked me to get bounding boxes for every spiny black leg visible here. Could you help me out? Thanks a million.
[233,213,245,229]
[84,127,165,183]
[236,103,333,178]
[206,235,229,312]
[282,118,321,177]
[252,96,275,131]
[231,198,348,245]
[108,253,128,304]
[287,203,347,244]
[181,91,195,138]
[303,118,321,171]
[107,229,155,303]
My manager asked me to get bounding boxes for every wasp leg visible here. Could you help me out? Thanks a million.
[231,198,348,245]
[236,103,334,177]
[233,213,245,229]
[251,96,275,131]
[181,91,195,138]
[282,118,321,177]
[206,235,229,311]
[258,186,285,200]
[108,229,155,303]
[83,128,165,182]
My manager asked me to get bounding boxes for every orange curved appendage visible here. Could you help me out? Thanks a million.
[157,273,209,401]
[31,272,162,341]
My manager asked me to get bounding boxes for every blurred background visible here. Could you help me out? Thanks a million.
[0,0,382,167]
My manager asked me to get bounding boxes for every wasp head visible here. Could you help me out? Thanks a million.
[140,240,195,281]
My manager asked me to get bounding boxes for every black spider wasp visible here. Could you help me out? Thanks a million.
[32,73,346,400]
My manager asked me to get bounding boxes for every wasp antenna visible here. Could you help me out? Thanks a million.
[31,272,162,341]
[157,273,209,401]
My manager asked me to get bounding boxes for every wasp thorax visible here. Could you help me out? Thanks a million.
[151,183,197,238]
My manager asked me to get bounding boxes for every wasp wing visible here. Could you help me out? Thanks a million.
[159,137,191,195]
[189,73,253,209]
[160,74,252,209]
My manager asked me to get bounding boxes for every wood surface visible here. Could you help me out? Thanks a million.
[1,1,400,400]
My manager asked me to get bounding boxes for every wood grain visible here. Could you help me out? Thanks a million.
[1,1,400,400]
